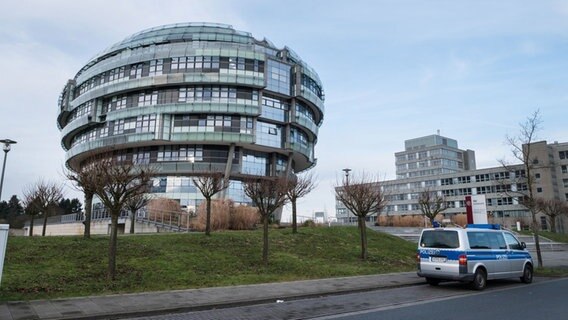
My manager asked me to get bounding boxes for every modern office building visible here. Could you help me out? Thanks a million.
[58,23,324,213]
[395,133,476,179]
[336,135,568,232]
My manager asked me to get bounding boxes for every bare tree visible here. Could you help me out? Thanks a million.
[23,180,64,236]
[125,192,151,234]
[419,189,447,226]
[66,164,99,239]
[242,176,290,266]
[286,172,317,234]
[90,158,153,280]
[192,172,229,236]
[499,109,545,267]
[22,194,42,236]
[535,198,568,233]
[335,172,388,260]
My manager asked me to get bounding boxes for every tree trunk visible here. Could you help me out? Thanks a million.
[292,199,298,234]
[84,193,93,239]
[42,209,49,236]
[205,197,212,236]
[130,210,136,234]
[531,213,543,268]
[358,216,368,260]
[29,216,34,237]
[108,212,119,280]
[549,216,557,233]
[263,214,269,266]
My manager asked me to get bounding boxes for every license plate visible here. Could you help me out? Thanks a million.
[431,257,447,263]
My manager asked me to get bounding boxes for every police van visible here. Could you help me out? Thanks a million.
[417,224,533,290]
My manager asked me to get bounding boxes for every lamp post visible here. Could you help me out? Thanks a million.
[0,139,17,201]
[341,168,352,223]
[342,168,351,185]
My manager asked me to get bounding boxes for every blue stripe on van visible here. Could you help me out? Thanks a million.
[418,249,531,261]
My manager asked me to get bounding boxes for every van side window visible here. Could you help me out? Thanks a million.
[468,232,491,249]
[488,232,507,249]
[503,233,522,250]
[420,230,459,248]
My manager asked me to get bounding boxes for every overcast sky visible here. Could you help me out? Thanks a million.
[1,0,567,220]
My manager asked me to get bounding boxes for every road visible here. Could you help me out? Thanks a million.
[124,277,566,320]
[320,277,568,320]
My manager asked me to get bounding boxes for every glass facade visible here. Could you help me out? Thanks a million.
[59,23,324,208]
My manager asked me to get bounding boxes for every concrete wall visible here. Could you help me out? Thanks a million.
[23,219,160,236]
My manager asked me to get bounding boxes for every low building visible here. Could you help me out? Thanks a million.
[336,135,568,232]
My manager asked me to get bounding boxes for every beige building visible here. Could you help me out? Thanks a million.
[336,136,568,233]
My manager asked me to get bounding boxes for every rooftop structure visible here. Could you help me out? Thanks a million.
[395,134,476,179]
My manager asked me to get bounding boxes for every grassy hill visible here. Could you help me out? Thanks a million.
[0,226,417,301]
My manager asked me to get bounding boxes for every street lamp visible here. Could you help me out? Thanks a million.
[341,168,352,223]
[0,139,17,201]
[342,168,351,185]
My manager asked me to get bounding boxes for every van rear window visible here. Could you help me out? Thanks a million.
[420,230,459,248]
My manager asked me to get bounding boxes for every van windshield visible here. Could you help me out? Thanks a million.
[420,230,459,248]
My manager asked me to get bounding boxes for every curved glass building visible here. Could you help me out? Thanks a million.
[58,23,324,211]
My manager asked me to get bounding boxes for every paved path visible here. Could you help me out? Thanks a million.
[0,272,423,320]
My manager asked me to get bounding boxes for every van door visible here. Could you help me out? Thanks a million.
[503,232,525,275]
[467,231,508,277]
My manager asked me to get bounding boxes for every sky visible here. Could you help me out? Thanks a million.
[1,0,568,221]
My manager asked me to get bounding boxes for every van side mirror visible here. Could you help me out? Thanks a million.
[521,242,526,249]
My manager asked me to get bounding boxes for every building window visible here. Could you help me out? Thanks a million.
[559,151,567,160]
[290,128,308,147]
[172,114,247,133]
[114,117,137,135]
[535,173,541,179]
[562,165,567,174]
[256,122,282,148]
[295,102,316,123]
[138,91,158,106]
[266,59,291,95]
[148,59,163,76]
[157,145,203,162]
[130,63,143,79]
[261,95,289,122]
[136,114,156,133]
[242,151,269,175]
[537,187,543,193]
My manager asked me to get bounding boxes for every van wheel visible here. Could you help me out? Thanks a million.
[426,278,440,286]
[520,265,533,284]
[470,269,487,290]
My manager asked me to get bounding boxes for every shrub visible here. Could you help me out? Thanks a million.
[193,200,231,231]
[377,214,426,227]
[192,200,259,231]
[302,219,316,228]
[230,205,259,230]
[451,213,467,227]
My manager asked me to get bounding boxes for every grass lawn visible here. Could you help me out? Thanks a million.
[536,231,568,243]
[0,226,417,301]
[518,231,568,243]
[518,231,568,277]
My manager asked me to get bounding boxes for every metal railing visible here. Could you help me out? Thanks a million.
[134,207,197,232]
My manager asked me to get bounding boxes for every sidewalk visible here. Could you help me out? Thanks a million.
[0,272,423,320]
